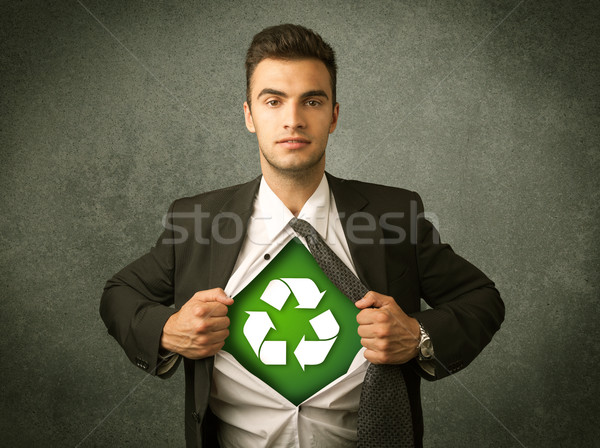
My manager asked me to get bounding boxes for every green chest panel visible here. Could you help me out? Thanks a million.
[223,238,363,405]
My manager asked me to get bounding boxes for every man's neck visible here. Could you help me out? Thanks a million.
[261,168,325,217]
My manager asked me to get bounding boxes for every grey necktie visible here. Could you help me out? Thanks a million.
[289,217,414,448]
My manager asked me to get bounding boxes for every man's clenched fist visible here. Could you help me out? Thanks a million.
[355,291,420,365]
[160,288,234,359]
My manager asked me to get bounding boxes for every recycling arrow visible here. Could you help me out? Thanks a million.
[294,310,339,370]
[260,340,286,365]
[258,278,326,310]
[294,337,336,370]
[243,312,274,355]
[308,309,339,339]
[243,278,339,369]
[282,278,326,309]
[258,279,290,311]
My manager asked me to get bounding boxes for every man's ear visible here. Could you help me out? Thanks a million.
[243,101,256,133]
[329,102,340,134]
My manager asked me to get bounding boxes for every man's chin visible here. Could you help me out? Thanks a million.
[262,154,325,177]
[270,161,323,177]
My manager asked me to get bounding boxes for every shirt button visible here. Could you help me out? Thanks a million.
[264,253,270,260]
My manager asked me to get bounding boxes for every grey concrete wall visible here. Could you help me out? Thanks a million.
[1,0,598,446]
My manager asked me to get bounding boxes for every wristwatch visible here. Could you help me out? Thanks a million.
[417,323,434,361]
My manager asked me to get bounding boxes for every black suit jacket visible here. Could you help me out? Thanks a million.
[100,172,505,447]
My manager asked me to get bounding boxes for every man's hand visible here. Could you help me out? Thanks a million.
[160,288,234,359]
[356,291,420,364]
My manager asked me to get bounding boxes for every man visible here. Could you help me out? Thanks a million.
[100,24,504,447]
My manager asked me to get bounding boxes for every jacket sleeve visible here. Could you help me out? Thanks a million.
[409,192,505,380]
[99,200,180,378]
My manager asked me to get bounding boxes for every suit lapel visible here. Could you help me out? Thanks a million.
[327,172,388,295]
[208,175,262,289]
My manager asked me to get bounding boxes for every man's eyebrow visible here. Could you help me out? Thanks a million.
[300,90,329,99]
[256,89,329,100]
[257,88,287,99]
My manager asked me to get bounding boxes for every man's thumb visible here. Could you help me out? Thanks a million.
[355,291,388,309]
[191,288,234,305]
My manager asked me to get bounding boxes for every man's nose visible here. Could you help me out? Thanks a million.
[283,103,306,130]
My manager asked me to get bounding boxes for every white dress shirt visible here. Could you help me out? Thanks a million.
[210,174,369,448]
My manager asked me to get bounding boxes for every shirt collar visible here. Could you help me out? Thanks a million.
[255,174,331,240]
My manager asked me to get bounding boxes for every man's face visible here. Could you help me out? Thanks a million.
[244,58,339,178]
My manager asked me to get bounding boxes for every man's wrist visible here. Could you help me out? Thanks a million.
[159,313,177,355]
[416,322,434,361]
[158,345,174,358]
[410,317,421,357]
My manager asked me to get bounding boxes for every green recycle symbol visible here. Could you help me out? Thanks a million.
[243,278,340,370]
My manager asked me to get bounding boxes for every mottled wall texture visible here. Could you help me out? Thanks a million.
[1,0,598,446]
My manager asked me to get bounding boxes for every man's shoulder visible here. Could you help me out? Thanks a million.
[170,175,261,213]
[334,176,415,195]
[327,173,418,208]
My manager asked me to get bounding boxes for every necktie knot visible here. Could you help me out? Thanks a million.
[288,217,318,240]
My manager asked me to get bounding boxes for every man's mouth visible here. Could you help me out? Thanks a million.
[277,137,311,144]
[276,137,311,149]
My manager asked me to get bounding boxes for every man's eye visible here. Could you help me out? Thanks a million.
[306,100,321,107]
[267,100,280,106]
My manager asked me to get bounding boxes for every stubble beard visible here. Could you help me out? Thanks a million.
[260,144,326,180]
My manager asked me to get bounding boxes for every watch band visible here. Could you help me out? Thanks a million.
[417,323,434,361]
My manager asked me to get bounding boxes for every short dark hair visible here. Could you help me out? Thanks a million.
[245,24,337,107]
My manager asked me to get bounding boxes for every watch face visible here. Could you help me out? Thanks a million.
[420,340,434,359]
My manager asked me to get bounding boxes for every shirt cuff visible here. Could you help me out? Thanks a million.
[156,352,179,376]
[415,358,436,377]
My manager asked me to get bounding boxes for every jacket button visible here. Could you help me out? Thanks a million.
[135,357,149,370]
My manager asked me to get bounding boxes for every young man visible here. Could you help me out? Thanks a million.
[101,24,504,447]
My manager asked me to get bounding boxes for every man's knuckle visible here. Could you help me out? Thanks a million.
[375,327,388,338]
[194,304,207,316]
[195,322,209,334]
[212,287,225,296]
[375,313,388,324]
[216,303,228,313]
[369,352,382,364]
